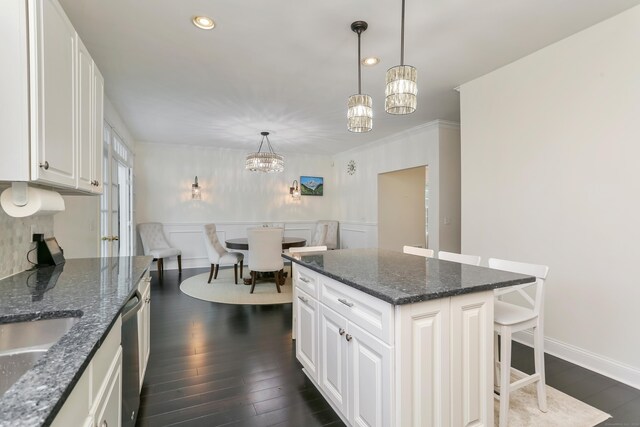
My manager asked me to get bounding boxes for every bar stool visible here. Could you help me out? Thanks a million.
[403,245,434,257]
[438,250,481,266]
[489,258,549,427]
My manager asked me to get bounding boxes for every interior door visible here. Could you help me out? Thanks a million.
[101,124,133,257]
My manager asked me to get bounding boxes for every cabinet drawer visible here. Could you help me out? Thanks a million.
[295,265,319,299]
[320,278,394,345]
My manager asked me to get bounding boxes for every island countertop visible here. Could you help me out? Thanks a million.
[283,248,534,305]
[0,256,152,427]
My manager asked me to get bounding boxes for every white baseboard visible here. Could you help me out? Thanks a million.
[513,331,640,390]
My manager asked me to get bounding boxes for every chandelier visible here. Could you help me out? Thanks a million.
[246,131,284,173]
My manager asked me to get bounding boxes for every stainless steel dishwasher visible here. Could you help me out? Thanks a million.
[121,291,142,427]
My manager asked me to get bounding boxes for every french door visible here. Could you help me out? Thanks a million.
[101,123,133,257]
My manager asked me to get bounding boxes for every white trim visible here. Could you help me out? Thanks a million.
[513,331,640,390]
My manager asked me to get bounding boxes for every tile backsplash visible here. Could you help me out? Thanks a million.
[0,208,53,279]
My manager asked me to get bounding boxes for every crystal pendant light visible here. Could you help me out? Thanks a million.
[385,0,417,114]
[347,21,372,133]
[245,132,284,173]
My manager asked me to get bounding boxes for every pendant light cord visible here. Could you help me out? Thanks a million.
[400,0,405,65]
[357,29,362,94]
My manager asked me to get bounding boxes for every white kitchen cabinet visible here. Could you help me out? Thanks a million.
[138,274,151,386]
[52,317,122,427]
[295,287,319,382]
[294,263,495,427]
[0,0,104,194]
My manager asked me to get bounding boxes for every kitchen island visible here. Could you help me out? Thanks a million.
[0,256,152,427]
[283,248,534,427]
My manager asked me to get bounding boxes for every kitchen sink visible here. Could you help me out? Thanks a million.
[0,317,80,396]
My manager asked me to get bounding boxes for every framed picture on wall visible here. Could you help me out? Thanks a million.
[300,176,324,196]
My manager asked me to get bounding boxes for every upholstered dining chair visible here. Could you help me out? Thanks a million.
[309,224,328,247]
[438,250,482,266]
[489,258,550,427]
[312,220,339,249]
[247,227,285,294]
[202,224,244,284]
[137,223,181,278]
[403,245,434,258]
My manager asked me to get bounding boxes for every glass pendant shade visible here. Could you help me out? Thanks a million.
[385,65,417,114]
[347,94,373,133]
[246,132,284,173]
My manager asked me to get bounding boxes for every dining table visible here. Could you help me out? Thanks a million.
[224,236,307,285]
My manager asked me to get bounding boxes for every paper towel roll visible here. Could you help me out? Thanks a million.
[0,185,65,217]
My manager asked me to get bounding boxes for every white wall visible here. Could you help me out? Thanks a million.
[331,120,461,253]
[460,6,640,387]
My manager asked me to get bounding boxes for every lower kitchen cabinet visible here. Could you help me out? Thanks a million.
[52,317,122,427]
[295,287,319,381]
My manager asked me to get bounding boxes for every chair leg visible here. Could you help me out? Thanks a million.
[207,264,215,283]
[275,270,282,293]
[240,262,243,279]
[234,263,238,284]
[534,324,548,412]
[177,255,182,274]
[158,258,164,279]
[250,271,256,294]
[498,327,512,427]
[214,264,219,279]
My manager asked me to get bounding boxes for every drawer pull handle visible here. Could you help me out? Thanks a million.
[297,295,308,303]
[338,298,354,307]
[39,161,49,170]
[345,334,353,342]
[339,328,345,336]
[299,277,311,283]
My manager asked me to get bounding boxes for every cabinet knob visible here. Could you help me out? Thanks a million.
[345,334,352,342]
[100,420,108,427]
[39,161,49,170]
[101,236,111,241]
[112,236,119,241]
[339,328,345,336]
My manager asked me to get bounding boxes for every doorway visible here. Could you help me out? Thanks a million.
[378,166,428,252]
[100,123,133,257]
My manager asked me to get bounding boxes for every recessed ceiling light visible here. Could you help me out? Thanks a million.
[361,57,380,66]
[192,16,215,30]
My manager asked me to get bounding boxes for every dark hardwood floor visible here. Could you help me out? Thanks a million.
[137,267,640,426]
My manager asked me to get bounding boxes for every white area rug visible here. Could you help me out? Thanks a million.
[495,377,610,426]
[179,269,292,305]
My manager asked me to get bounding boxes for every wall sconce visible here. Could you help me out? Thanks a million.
[289,180,301,200]
[191,176,201,200]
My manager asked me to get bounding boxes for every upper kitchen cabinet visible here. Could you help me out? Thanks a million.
[0,0,104,194]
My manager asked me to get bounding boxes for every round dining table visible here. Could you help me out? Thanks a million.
[225,237,307,251]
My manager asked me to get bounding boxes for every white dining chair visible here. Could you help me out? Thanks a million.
[309,224,329,247]
[248,227,285,293]
[137,223,181,278]
[202,224,244,284]
[403,245,434,258]
[489,258,550,427]
[438,250,481,266]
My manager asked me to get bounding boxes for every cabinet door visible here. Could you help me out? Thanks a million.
[138,277,151,386]
[95,348,122,427]
[348,322,392,427]
[319,305,349,418]
[32,0,77,187]
[92,65,104,193]
[295,288,318,381]
[76,38,93,191]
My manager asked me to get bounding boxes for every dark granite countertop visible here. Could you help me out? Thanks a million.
[0,256,152,427]
[283,248,534,305]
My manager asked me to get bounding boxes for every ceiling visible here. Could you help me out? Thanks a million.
[59,0,639,155]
